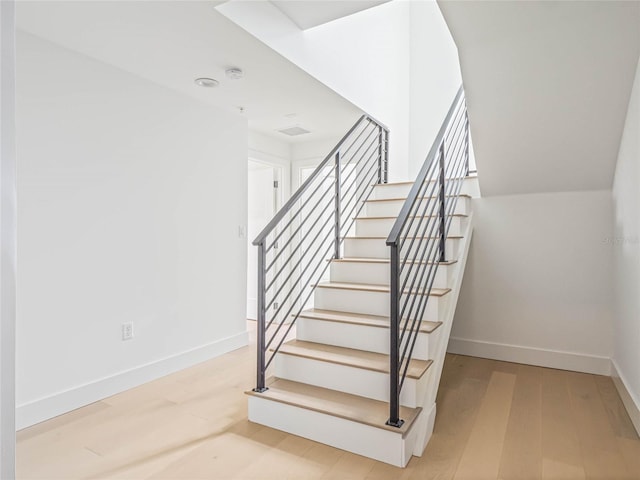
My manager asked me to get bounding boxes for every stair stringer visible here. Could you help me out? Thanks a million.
[412,211,474,456]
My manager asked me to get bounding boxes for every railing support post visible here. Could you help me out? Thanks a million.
[386,244,404,428]
[253,241,268,393]
[334,151,341,259]
[383,130,389,183]
[464,110,470,176]
[377,126,383,185]
[438,144,446,263]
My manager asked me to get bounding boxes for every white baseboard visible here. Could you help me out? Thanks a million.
[611,359,640,436]
[17,330,249,430]
[447,337,611,376]
[247,298,257,320]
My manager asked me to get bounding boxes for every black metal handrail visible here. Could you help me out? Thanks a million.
[252,114,389,392]
[386,86,469,426]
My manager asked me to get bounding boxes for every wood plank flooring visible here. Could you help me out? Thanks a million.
[17,326,640,479]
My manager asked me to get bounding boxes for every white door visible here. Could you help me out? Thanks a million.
[247,161,278,320]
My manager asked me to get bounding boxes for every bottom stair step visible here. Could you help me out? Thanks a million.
[246,378,422,467]
[272,340,432,407]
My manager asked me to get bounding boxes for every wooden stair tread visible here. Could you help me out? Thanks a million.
[355,214,467,220]
[297,308,442,333]
[275,340,432,380]
[365,195,471,203]
[331,257,457,266]
[314,282,451,297]
[246,378,421,435]
[373,175,475,187]
[344,235,462,240]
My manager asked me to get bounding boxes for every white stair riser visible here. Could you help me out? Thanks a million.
[274,353,428,408]
[248,396,417,467]
[314,287,442,319]
[296,317,434,361]
[330,261,450,289]
[344,237,460,260]
[356,215,464,237]
[365,197,470,217]
[372,181,475,200]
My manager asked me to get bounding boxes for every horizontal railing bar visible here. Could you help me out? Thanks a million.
[265,164,335,253]
[336,141,381,196]
[265,146,383,335]
[338,122,378,163]
[264,211,335,309]
[399,213,440,303]
[339,162,381,226]
[338,163,381,236]
[340,125,381,168]
[265,188,334,275]
[255,115,386,245]
[395,170,440,253]
[264,236,337,362]
[265,124,384,253]
[264,157,383,361]
[265,217,334,325]
[339,153,380,219]
[398,183,441,263]
[265,182,334,270]
[398,191,441,290]
[444,99,466,144]
[387,85,464,247]
[399,114,469,368]
[400,209,444,331]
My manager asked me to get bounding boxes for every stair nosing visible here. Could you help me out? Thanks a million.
[372,175,475,187]
[296,308,442,333]
[272,340,432,380]
[355,214,467,220]
[344,235,463,240]
[313,281,451,296]
[330,257,458,266]
[364,195,471,203]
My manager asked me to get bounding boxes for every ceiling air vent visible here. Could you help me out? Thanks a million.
[278,126,310,136]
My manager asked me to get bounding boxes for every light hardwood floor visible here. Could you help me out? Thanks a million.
[17,326,640,479]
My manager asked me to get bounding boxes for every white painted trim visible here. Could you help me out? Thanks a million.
[17,331,249,430]
[447,337,612,376]
[248,395,416,467]
[611,359,640,436]
[0,0,16,476]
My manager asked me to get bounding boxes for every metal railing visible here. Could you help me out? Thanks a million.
[386,86,469,426]
[252,115,389,392]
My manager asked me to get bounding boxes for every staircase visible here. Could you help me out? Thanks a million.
[246,88,473,467]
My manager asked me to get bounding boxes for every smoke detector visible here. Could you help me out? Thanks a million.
[225,68,244,80]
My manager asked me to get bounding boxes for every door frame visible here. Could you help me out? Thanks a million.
[247,158,285,321]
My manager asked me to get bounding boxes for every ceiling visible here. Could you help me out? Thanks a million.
[16,1,362,144]
[270,0,389,30]
[438,0,640,196]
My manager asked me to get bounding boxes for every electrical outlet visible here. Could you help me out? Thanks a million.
[122,322,134,341]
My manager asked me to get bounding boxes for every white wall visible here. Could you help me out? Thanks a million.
[409,1,462,177]
[218,0,462,182]
[612,56,640,432]
[16,32,249,428]
[217,0,411,181]
[0,0,16,475]
[451,190,614,375]
[439,1,640,197]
